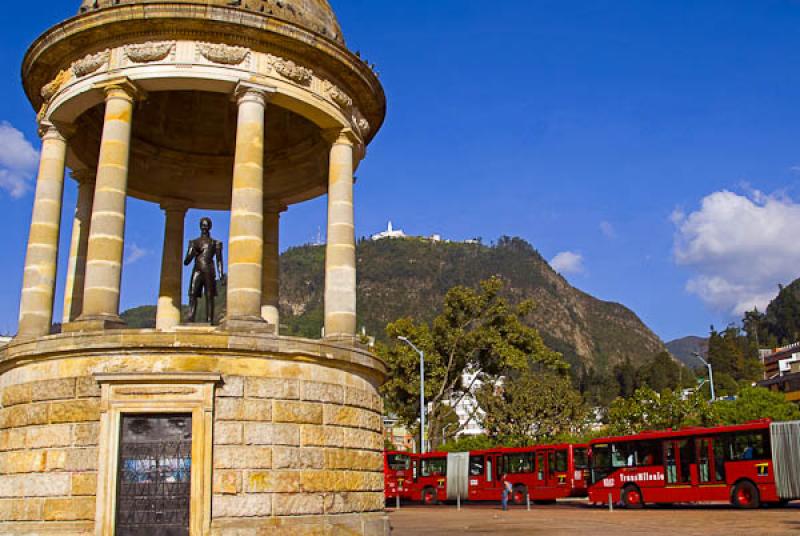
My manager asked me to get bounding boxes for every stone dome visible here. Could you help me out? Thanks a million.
[78,0,345,43]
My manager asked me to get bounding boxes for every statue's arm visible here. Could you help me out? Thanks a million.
[183,241,195,266]
[216,242,225,278]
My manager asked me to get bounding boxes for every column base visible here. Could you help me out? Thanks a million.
[63,314,126,333]
[324,334,360,346]
[220,316,276,334]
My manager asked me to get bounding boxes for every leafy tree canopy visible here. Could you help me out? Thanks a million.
[378,277,567,450]
[476,370,589,446]
[716,386,800,425]
[607,387,718,436]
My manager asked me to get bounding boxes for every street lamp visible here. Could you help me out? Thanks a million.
[442,423,455,446]
[693,351,716,402]
[398,336,426,453]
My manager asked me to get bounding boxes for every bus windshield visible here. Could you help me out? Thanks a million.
[387,454,411,471]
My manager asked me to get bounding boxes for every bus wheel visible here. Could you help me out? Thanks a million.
[421,488,438,506]
[511,485,528,505]
[732,481,760,509]
[622,485,644,509]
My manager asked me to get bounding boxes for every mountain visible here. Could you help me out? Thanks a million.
[665,336,709,369]
[123,236,666,372]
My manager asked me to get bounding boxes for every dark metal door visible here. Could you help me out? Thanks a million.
[116,414,192,536]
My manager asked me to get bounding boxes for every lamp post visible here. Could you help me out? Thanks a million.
[398,336,426,453]
[693,351,716,402]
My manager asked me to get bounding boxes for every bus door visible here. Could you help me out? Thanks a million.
[664,440,692,487]
[534,451,548,494]
[695,437,727,500]
[548,449,569,491]
[467,453,499,501]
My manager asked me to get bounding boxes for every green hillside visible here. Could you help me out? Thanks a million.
[124,236,666,371]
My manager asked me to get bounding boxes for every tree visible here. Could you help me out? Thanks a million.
[705,324,762,386]
[440,435,498,453]
[607,387,718,436]
[379,277,567,450]
[716,386,800,425]
[476,371,588,446]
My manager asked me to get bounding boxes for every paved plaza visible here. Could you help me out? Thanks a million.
[388,502,800,535]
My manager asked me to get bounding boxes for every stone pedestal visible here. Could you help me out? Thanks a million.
[0,331,388,535]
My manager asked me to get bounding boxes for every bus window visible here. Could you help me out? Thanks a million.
[387,454,411,471]
[731,432,768,461]
[421,458,447,477]
[633,442,662,466]
[506,453,534,474]
[537,453,545,480]
[573,448,589,470]
[469,456,485,477]
[550,451,568,474]
[487,458,493,482]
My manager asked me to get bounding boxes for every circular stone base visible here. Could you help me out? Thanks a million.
[0,330,387,535]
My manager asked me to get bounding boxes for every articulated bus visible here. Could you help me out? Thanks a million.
[588,420,800,509]
[386,444,589,505]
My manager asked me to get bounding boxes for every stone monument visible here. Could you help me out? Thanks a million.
[4,0,387,533]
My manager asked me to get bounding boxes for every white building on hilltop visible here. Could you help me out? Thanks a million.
[371,221,407,241]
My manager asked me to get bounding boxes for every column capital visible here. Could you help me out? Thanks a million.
[38,121,74,142]
[71,169,96,185]
[233,81,276,107]
[160,198,191,215]
[264,200,288,214]
[94,77,143,103]
[322,127,360,146]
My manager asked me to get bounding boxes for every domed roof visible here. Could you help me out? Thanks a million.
[78,0,345,44]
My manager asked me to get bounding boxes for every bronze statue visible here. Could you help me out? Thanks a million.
[184,217,225,324]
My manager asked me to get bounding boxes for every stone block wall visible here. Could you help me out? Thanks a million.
[0,376,100,527]
[210,373,387,533]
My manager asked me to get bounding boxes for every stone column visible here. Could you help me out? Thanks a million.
[62,171,95,324]
[156,202,188,331]
[224,83,273,332]
[261,203,283,330]
[16,123,69,339]
[324,130,358,339]
[76,79,138,329]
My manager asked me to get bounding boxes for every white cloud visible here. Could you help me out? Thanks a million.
[550,251,585,275]
[600,220,617,239]
[125,243,150,265]
[673,189,800,315]
[0,122,39,198]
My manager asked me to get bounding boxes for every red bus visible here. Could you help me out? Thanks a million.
[398,444,589,505]
[588,420,800,509]
[384,451,416,502]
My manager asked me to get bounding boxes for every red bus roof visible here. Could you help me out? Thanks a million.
[589,420,771,446]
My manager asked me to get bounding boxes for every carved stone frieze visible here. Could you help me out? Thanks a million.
[125,41,176,63]
[323,80,353,108]
[40,69,71,101]
[352,112,371,136]
[274,58,313,85]
[72,50,110,78]
[197,42,250,65]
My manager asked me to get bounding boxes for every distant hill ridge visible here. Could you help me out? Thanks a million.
[123,236,667,371]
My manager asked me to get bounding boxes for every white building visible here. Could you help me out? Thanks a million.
[370,221,407,241]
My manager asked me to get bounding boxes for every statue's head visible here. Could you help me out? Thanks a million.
[200,217,212,234]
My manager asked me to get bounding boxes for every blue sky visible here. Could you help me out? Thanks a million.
[3,1,800,341]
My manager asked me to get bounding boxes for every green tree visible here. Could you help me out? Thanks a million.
[440,434,498,453]
[607,387,718,436]
[636,351,686,392]
[715,386,800,425]
[705,324,762,386]
[378,277,567,450]
[476,371,589,446]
